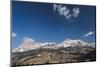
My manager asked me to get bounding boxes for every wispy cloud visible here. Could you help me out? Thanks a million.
[73,7,80,18]
[53,4,80,20]
[22,37,35,43]
[12,32,17,38]
[84,31,95,37]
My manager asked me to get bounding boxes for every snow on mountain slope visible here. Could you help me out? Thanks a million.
[12,38,95,52]
[60,39,84,47]
[41,42,58,49]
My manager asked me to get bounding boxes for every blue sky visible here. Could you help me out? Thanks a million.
[12,1,96,48]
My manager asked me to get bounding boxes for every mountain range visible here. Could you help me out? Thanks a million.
[12,38,95,52]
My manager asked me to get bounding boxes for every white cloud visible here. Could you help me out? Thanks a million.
[59,6,69,16]
[84,31,95,37]
[53,4,80,20]
[63,9,70,16]
[53,4,58,11]
[12,32,17,38]
[73,7,80,18]
[22,37,35,43]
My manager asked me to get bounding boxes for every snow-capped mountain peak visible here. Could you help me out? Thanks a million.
[12,38,95,52]
[60,39,82,47]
